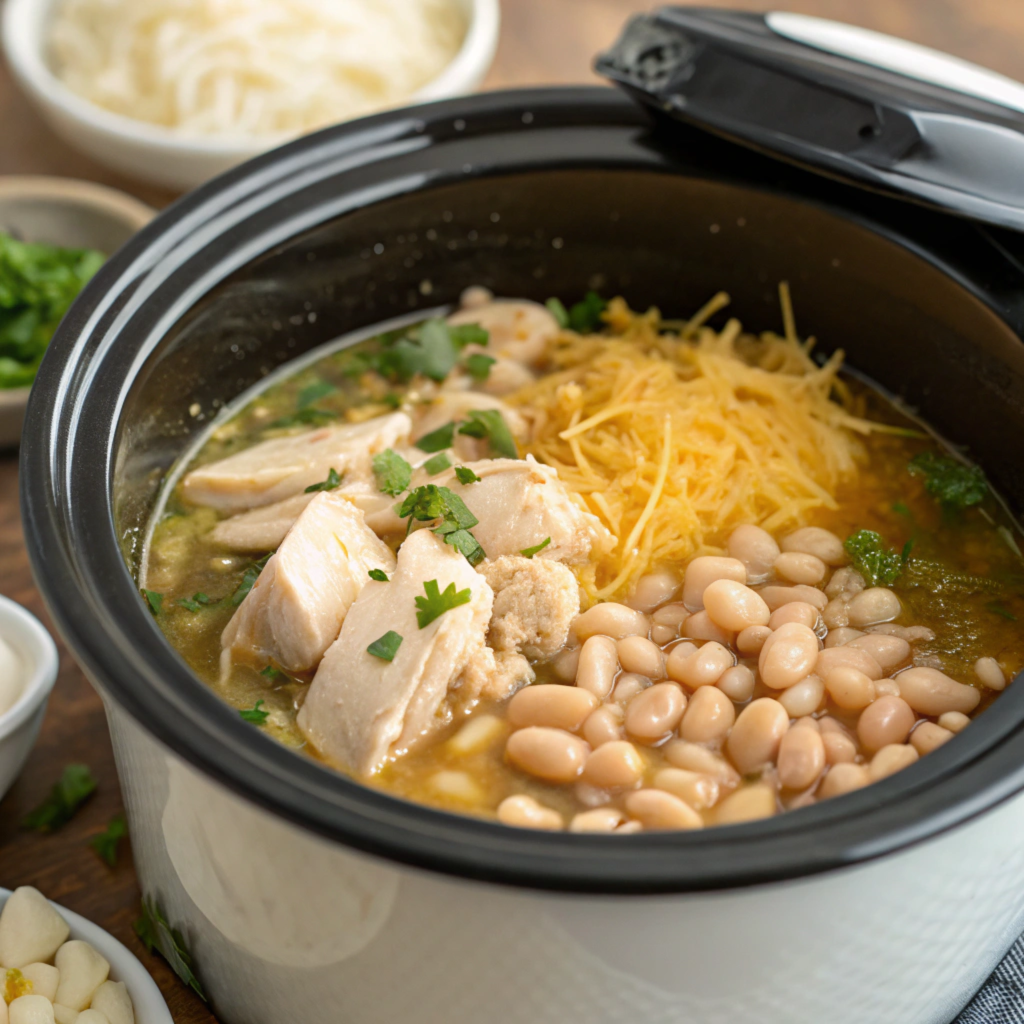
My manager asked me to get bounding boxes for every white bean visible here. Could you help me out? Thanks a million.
[625,682,687,742]
[611,672,651,705]
[895,667,981,716]
[575,635,619,699]
[857,695,915,753]
[825,627,864,647]
[717,664,755,702]
[769,602,820,631]
[778,674,825,717]
[703,579,770,632]
[582,704,625,747]
[911,722,954,755]
[816,645,883,681]
[683,556,747,611]
[846,588,901,628]
[715,784,777,824]
[759,623,820,689]
[818,762,870,799]
[824,665,876,710]
[505,728,590,782]
[582,740,645,788]
[680,610,736,646]
[774,551,827,585]
[664,740,741,784]
[569,807,629,833]
[869,743,919,781]
[617,636,666,679]
[507,685,598,732]
[497,795,563,830]
[727,524,780,580]
[736,625,772,656]
[781,527,847,565]
[573,603,649,641]
[847,634,911,673]
[726,698,789,774]
[777,725,826,790]
[667,641,734,688]
[625,789,704,830]
[759,585,828,612]
[679,685,736,742]
[938,711,970,733]
[626,571,680,612]
[975,657,1006,691]
[652,767,720,810]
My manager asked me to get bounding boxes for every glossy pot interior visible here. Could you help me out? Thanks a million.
[21,87,1024,893]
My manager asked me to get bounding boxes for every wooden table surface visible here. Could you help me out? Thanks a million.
[1,1,1023,1020]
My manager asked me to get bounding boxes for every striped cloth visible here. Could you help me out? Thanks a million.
[957,936,1024,1022]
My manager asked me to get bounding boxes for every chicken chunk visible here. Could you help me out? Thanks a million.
[210,492,315,552]
[480,555,580,659]
[183,412,411,512]
[221,492,395,675]
[437,456,614,564]
[447,299,560,367]
[412,392,528,462]
[297,530,493,775]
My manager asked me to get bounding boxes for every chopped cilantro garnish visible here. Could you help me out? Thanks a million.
[415,422,456,453]
[304,467,343,493]
[267,407,338,430]
[231,552,274,606]
[449,323,489,349]
[23,764,97,832]
[368,568,390,582]
[373,448,412,496]
[458,409,517,458]
[135,897,206,1001]
[176,592,215,612]
[521,537,551,558]
[424,452,452,475]
[239,700,270,725]
[545,297,570,329]
[568,291,607,333]
[396,484,487,566]
[142,590,163,615]
[260,665,283,681]
[297,379,337,409]
[454,466,481,485]
[365,319,485,383]
[464,353,496,381]
[367,630,404,661]
[987,601,1018,622]
[415,579,472,628]
[90,813,127,868]
[382,392,402,409]
[844,530,909,587]
[892,501,911,517]
[908,452,987,511]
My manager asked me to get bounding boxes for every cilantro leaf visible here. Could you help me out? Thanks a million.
[23,764,97,832]
[844,530,908,587]
[415,422,456,453]
[987,601,1018,622]
[368,568,390,582]
[0,233,105,389]
[135,897,207,1001]
[521,537,551,558]
[454,466,481,485]
[142,590,163,615]
[297,379,337,409]
[908,452,987,511]
[396,485,486,563]
[267,407,338,430]
[424,452,452,475]
[231,552,274,606]
[239,700,270,725]
[304,467,343,493]
[260,664,283,681]
[449,323,489,349]
[176,592,215,612]
[568,291,607,333]
[415,579,473,628]
[464,353,496,382]
[545,297,570,329]
[370,319,477,383]
[373,448,412,496]
[892,501,911,518]
[457,409,517,458]
[90,813,127,868]
[367,630,404,661]
[443,528,487,566]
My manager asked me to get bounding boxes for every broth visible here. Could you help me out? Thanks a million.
[144,291,1024,832]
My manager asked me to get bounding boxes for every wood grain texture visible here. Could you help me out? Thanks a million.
[1,1,1022,1020]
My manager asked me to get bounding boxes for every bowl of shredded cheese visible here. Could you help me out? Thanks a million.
[2,0,500,191]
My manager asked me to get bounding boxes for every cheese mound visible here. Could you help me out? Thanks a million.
[512,289,877,600]
[48,0,467,137]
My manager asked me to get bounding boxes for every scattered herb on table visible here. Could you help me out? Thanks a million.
[567,291,607,334]
[424,452,452,475]
[135,897,207,1001]
[231,552,274,606]
[844,530,909,587]
[396,484,486,565]
[367,630,404,661]
[457,409,517,458]
[415,422,456,453]
[23,764,97,832]
[521,537,552,558]
[464,353,496,382]
[454,466,481,485]
[304,467,343,493]
[373,448,412,495]
[239,700,270,725]
[0,233,105,389]
[368,568,390,582]
[90,813,127,867]
[415,579,473,628]
[142,589,163,615]
[908,452,987,511]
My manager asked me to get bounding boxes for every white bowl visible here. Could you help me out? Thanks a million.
[2,0,501,192]
[0,887,173,1024]
[0,176,155,450]
[0,596,59,802]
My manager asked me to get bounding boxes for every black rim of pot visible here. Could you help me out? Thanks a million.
[20,87,1024,894]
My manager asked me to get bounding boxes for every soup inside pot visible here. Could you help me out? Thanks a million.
[142,286,1023,833]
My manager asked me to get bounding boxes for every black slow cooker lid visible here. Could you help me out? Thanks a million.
[598,7,1024,234]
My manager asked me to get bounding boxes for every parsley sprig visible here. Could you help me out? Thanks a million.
[458,409,517,458]
[396,485,486,565]
[304,467,343,493]
[844,530,911,587]
[373,448,413,496]
[90,813,127,867]
[416,579,473,628]
[908,452,987,511]
[23,764,97,832]
[454,466,481,485]
[176,592,215,613]
[239,700,270,725]
[135,897,206,1001]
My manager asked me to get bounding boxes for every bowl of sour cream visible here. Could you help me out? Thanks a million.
[0,596,59,800]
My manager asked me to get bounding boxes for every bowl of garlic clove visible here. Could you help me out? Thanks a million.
[0,596,59,803]
[0,886,172,1023]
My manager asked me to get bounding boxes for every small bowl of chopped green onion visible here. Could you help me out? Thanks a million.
[0,176,154,448]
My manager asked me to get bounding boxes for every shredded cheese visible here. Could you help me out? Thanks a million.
[511,290,877,600]
[48,0,467,137]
